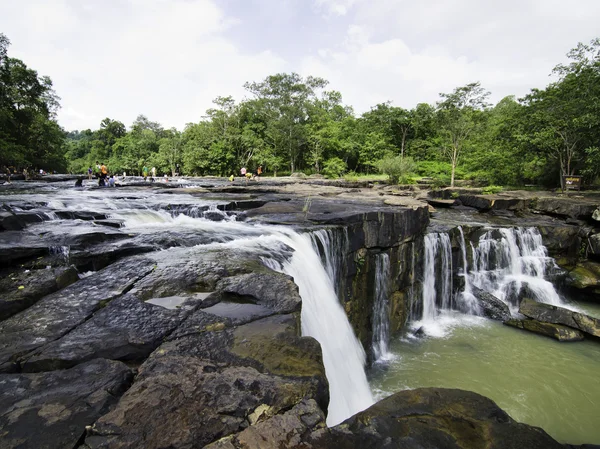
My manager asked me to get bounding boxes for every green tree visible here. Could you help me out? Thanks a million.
[436,82,490,187]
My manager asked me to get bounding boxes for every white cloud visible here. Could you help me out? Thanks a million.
[0,0,287,130]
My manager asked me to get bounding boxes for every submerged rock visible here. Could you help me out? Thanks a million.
[519,298,600,338]
[470,286,512,321]
[0,359,133,449]
[307,387,565,449]
[504,318,585,342]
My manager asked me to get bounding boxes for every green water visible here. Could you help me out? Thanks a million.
[369,311,600,445]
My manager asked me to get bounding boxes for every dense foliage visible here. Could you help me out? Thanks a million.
[0,34,66,172]
[2,33,599,187]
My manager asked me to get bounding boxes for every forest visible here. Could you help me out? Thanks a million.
[1,32,599,188]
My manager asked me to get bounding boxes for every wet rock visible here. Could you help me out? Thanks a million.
[204,398,326,449]
[69,242,156,272]
[0,359,133,449]
[307,388,565,449]
[470,286,512,321]
[85,314,328,448]
[0,257,155,372]
[504,318,585,341]
[0,265,79,321]
[458,195,525,212]
[21,294,196,372]
[55,210,108,221]
[588,233,600,260]
[216,272,302,314]
[534,197,599,219]
[537,225,581,258]
[519,298,600,338]
[0,211,46,231]
[566,261,600,292]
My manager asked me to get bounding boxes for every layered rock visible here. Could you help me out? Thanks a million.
[519,298,600,338]
[504,318,585,341]
[470,286,512,321]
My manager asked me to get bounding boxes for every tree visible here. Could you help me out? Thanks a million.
[0,33,66,170]
[436,82,490,187]
[522,38,600,187]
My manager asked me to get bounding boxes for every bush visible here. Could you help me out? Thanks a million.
[376,156,417,184]
[481,185,503,195]
[322,157,347,179]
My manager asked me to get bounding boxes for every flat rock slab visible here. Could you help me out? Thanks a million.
[470,286,512,321]
[0,265,79,321]
[520,298,600,338]
[0,359,133,449]
[0,257,155,372]
[21,294,197,372]
[307,388,565,449]
[504,318,585,341]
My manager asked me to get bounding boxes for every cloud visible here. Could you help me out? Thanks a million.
[303,0,600,112]
[0,0,287,130]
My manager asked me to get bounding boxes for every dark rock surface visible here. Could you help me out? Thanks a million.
[21,293,197,372]
[519,298,600,338]
[0,265,79,321]
[0,257,155,372]
[470,286,512,321]
[504,318,585,341]
[306,388,565,449]
[0,359,133,449]
[534,197,599,219]
[84,314,328,449]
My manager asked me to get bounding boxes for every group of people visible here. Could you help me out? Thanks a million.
[230,165,262,183]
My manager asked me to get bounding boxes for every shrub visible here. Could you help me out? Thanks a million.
[322,157,347,179]
[376,156,417,184]
[481,185,503,195]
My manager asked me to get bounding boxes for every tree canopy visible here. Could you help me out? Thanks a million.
[3,33,600,188]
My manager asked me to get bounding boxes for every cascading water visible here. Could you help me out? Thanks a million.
[372,253,392,362]
[310,228,349,298]
[420,232,453,322]
[264,229,374,426]
[469,227,563,312]
[457,226,481,315]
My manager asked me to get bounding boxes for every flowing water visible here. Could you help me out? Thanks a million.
[1,185,373,427]
[372,253,392,362]
[370,225,600,444]
[369,312,600,444]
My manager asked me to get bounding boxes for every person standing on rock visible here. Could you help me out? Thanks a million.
[87,167,93,180]
[142,165,149,181]
[241,167,247,184]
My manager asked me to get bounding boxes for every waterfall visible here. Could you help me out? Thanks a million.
[457,227,481,315]
[469,227,562,312]
[372,253,392,362]
[421,233,453,322]
[263,229,374,426]
[310,228,349,298]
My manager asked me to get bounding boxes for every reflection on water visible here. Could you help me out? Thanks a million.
[369,311,600,444]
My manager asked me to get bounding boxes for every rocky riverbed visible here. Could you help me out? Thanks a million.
[1,176,600,448]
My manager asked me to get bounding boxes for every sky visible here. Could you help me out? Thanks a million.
[1,0,598,131]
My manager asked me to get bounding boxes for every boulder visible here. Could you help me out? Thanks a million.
[470,286,512,321]
[0,359,133,449]
[0,257,155,372]
[458,195,525,212]
[504,318,585,342]
[0,265,79,321]
[85,313,328,449]
[519,298,600,338]
[306,388,565,449]
[566,261,600,291]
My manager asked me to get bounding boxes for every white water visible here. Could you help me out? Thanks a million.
[419,233,453,322]
[372,253,392,362]
[469,227,563,314]
[457,226,481,315]
[265,230,374,426]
